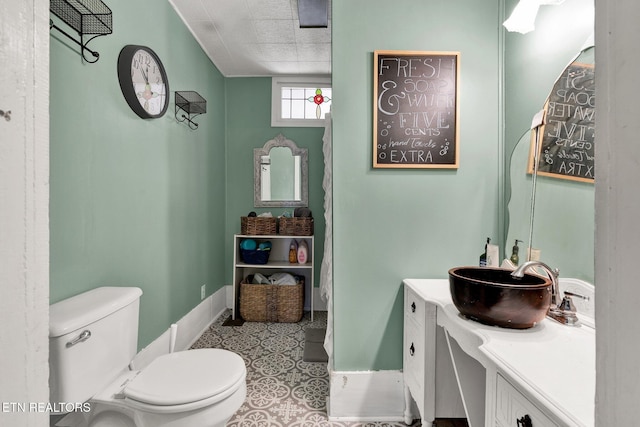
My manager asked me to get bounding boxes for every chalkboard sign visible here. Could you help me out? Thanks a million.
[528,62,595,183]
[373,51,460,168]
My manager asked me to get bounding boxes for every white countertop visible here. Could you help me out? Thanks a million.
[404,278,595,427]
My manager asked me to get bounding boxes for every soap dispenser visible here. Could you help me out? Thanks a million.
[510,240,522,266]
[479,238,490,267]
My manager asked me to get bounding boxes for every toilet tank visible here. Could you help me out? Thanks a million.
[49,287,143,405]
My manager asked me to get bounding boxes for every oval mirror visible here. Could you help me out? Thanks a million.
[254,134,308,207]
[506,45,594,284]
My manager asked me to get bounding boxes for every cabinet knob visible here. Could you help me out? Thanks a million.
[411,302,416,313]
[516,414,532,427]
[409,343,415,356]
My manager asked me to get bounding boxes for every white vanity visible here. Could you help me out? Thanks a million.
[403,278,595,427]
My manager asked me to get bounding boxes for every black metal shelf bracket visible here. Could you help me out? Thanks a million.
[50,0,113,64]
[175,91,207,130]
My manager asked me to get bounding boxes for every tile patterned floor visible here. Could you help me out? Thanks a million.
[191,310,420,427]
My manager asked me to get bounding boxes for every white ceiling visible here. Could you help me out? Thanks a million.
[168,0,332,77]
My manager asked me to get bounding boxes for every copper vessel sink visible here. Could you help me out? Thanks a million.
[448,266,552,329]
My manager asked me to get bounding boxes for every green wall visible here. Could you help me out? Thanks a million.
[332,0,502,370]
[49,1,326,350]
[223,78,326,288]
[48,0,593,372]
[50,0,226,348]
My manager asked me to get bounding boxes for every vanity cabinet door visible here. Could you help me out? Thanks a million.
[406,288,425,327]
[403,286,437,423]
[495,374,558,427]
[404,312,424,401]
[404,288,425,398]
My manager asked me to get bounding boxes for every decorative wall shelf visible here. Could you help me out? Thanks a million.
[175,91,207,130]
[50,0,113,63]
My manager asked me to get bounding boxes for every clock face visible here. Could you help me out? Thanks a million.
[117,45,170,119]
[131,49,167,115]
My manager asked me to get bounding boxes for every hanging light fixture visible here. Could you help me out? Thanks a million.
[503,0,565,34]
[298,0,328,28]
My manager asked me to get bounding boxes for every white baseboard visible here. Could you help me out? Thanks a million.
[130,284,325,369]
[130,286,228,369]
[327,370,406,422]
[130,287,400,422]
[225,284,234,311]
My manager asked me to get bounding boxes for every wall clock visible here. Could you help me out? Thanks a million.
[117,45,170,119]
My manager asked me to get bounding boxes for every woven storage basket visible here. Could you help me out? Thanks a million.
[241,216,277,235]
[239,280,304,322]
[278,217,314,235]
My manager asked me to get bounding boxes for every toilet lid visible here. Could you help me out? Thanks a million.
[124,349,245,406]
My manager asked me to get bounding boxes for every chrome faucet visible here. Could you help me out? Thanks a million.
[511,260,579,326]
[512,261,560,306]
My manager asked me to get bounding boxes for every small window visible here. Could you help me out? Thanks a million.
[271,77,331,127]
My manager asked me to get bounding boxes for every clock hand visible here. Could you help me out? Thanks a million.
[141,67,148,84]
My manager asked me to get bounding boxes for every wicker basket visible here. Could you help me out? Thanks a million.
[241,216,277,235]
[278,217,314,235]
[239,280,304,322]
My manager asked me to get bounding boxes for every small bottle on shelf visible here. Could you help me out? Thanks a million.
[289,240,298,263]
[297,240,308,264]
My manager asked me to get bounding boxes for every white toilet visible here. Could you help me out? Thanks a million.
[49,287,246,427]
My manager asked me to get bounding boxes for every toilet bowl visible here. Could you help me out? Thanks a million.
[88,349,246,427]
[49,287,246,427]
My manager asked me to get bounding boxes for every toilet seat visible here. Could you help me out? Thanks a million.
[122,349,246,414]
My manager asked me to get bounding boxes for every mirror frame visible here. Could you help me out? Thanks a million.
[254,134,309,207]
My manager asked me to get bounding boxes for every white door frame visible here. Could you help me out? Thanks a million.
[0,1,50,425]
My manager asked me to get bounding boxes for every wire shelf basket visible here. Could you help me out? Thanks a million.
[175,91,207,129]
[50,0,112,35]
[176,91,207,115]
[50,0,112,63]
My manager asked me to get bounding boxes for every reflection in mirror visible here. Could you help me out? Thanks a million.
[528,48,595,183]
[506,46,595,284]
[254,134,308,207]
[261,147,301,201]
